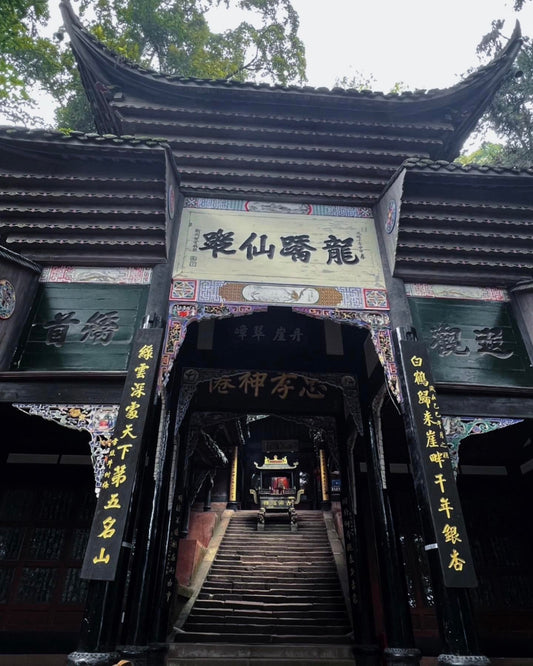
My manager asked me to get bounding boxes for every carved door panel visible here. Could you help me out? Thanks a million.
[0,466,95,637]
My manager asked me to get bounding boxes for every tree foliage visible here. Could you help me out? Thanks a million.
[1,0,307,130]
[464,2,533,167]
[455,141,506,166]
[0,1,63,124]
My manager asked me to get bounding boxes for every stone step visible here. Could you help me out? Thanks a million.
[198,581,342,599]
[178,510,351,644]
[202,579,338,594]
[214,556,336,564]
[169,642,356,659]
[181,623,351,635]
[166,657,356,666]
[188,609,348,620]
[167,658,356,665]
[174,632,353,644]
[208,562,338,571]
[211,561,337,569]
[216,545,332,552]
[189,598,344,617]
[198,591,345,602]
[186,614,349,626]
[205,571,340,581]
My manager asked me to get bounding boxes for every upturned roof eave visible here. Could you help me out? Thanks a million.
[60,0,522,133]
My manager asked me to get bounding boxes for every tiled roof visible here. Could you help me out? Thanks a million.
[0,128,170,265]
[390,159,533,285]
[403,157,533,176]
[60,0,522,205]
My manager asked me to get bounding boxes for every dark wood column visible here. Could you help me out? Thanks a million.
[395,328,489,666]
[338,423,381,666]
[364,407,421,666]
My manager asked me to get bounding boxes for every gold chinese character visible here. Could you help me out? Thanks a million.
[434,473,446,493]
[413,371,429,386]
[442,524,462,545]
[209,376,235,394]
[93,547,110,564]
[429,451,449,468]
[117,443,133,460]
[298,377,327,400]
[125,401,140,420]
[111,465,127,488]
[423,410,439,426]
[448,548,466,572]
[417,390,431,408]
[104,493,122,510]
[138,344,154,360]
[109,449,116,458]
[130,382,146,399]
[98,516,117,539]
[120,423,137,439]
[438,497,454,519]
[411,356,423,367]
[102,437,118,449]
[134,362,150,379]
[238,371,267,398]
[426,429,438,448]
[271,373,297,400]
[106,458,113,468]
[102,481,109,489]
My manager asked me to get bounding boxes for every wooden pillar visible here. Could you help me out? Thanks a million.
[395,328,489,666]
[227,445,239,509]
[203,474,214,512]
[68,328,164,666]
[319,447,331,510]
[365,411,421,666]
[338,424,380,666]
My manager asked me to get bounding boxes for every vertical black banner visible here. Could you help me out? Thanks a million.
[398,338,477,588]
[81,328,163,581]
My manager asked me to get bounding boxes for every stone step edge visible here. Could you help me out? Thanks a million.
[169,641,355,658]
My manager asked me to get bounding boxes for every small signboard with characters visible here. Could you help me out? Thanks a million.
[409,297,533,388]
[16,283,149,371]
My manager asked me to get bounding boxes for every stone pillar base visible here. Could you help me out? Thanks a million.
[67,652,121,666]
[384,647,421,665]
[438,655,491,666]
[226,501,239,510]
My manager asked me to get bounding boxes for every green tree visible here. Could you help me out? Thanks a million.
[2,0,307,130]
[0,0,63,124]
[455,141,506,166]
[462,3,533,167]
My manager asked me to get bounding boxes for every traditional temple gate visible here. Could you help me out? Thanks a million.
[0,6,532,665]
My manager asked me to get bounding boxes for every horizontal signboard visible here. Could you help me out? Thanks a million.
[409,297,533,388]
[173,209,385,290]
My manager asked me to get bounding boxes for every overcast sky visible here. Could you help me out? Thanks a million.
[208,0,533,91]
[5,0,533,126]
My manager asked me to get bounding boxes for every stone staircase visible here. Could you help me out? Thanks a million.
[169,510,355,665]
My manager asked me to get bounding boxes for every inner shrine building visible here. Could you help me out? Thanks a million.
[0,3,532,666]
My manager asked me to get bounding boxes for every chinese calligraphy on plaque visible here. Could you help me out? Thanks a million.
[18,284,149,371]
[400,339,477,587]
[208,372,328,401]
[173,209,385,289]
[408,298,533,388]
[81,330,162,581]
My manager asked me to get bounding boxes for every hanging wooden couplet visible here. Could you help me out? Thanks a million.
[398,337,477,588]
[81,327,163,581]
